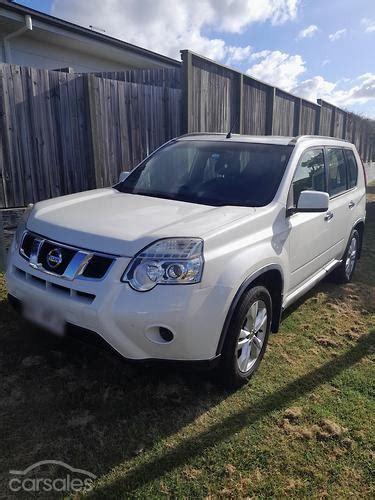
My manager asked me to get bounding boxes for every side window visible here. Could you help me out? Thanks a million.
[344,149,358,188]
[292,148,325,206]
[327,148,347,196]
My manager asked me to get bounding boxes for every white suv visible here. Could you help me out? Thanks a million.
[6,134,366,387]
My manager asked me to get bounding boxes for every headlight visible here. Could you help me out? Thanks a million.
[14,203,34,247]
[122,238,204,291]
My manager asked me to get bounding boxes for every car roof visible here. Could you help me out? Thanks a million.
[177,133,354,147]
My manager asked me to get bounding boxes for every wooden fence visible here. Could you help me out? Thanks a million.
[0,65,92,208]
[0,54,374,211]
[0,64,181,208]
[87,75,181,188]
[181,50,374,161]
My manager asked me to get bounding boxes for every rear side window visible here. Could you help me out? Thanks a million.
[344,149,358,188]
[327,148,347,196]
[292,148,325,206]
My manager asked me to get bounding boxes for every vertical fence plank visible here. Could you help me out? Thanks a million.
[181,50,193,134]
[19,66,38,203]
[330,106,336,137]
[293,98,302,136]
[0,65,10,208]
[10,65,33,204]
[86,74,103,188]
[266,87,275,135]
[236,73,243,134]
[3,65,25,206]
[300,100,319,135]
[0,212,5,271]
[243,77,268,135]
[273,90,296,136]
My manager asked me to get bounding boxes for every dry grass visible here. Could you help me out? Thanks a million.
[0,185,374,498]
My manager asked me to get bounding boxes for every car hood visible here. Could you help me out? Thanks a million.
[27,188,251,256]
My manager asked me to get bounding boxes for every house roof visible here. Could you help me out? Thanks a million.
[0,1,181,69]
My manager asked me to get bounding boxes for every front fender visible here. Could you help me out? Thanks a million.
[214,262,284,356]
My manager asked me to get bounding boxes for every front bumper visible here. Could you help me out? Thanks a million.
[7,294,221,369]
[6,241,232,362]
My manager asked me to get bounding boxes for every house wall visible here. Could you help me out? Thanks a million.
[0,36,157,72]
[0,4,180,72]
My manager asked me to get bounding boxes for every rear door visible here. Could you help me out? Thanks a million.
[325,147,348,260]
[344,148,365,235]
[325,147,362,261]
[288,148,332,291]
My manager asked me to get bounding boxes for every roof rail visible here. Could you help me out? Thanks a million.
[178,132,228,138]
[289,135,352,145]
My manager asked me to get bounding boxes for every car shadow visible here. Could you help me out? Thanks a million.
[0,295,229,494]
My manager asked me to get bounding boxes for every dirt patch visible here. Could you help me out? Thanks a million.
[283,406,303,422]
[183,466,202,480]
[315,337,340,347]
[297,419,347,440]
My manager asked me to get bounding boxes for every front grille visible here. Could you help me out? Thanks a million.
[19,231,115,280]
[12,267,96,303]
[82,255,114,279]
[38,241,76,275]
[20,232,34,258]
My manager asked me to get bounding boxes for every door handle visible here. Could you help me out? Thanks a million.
[348,201,355,209]
[324,211,334,221]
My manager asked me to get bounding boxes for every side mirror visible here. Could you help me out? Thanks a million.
[119,171,130,183]
[295,190,329,213]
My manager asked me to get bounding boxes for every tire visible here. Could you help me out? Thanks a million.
[331,229,360,284]
[219,286,272,389]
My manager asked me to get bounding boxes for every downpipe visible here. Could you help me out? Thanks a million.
[2,14,33,63]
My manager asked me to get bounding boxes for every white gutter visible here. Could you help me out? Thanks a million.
[2,14,33,63]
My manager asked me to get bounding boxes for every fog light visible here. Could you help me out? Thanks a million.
[159,327,174,342]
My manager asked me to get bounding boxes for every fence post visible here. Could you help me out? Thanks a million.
[293,98,302,136]
[330,105,336,137]
[0,64,10,208]
[342,111,348,140]
[236,73,244,134]
[315,104,321,135]
[84,73,102,188]
[181,50,193,134]
[266,87,275,135]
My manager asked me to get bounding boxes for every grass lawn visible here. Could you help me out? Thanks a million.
[0,186,374,499]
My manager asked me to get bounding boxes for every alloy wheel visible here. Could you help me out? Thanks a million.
[236,299,267,373]
[345,237,357,279]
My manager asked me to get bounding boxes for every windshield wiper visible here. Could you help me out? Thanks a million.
[132,191,180,202]
[118,188,240,207]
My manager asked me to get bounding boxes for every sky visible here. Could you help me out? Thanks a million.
[17,0,375,118]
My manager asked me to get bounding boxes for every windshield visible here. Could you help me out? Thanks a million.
[116,140,293,207]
